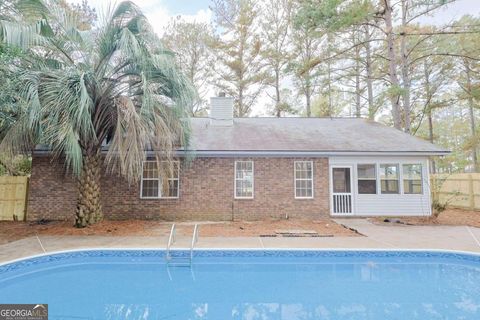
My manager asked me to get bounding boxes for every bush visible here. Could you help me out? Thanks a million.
[432,200,447,217]
[0,155,31,176]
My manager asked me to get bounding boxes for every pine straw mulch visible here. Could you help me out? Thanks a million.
[0,218,360,245]
[370,208,480,228]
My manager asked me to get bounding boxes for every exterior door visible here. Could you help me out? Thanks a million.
[331,166,353,215]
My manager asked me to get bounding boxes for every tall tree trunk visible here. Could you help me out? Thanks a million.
[400,0,411,133]
[466,62,479,172]
[427,110,434,144]
[275,68,281,117]
[354,36,361,118]
[364,26,375,120]
[303,29,313,117]
[238,88,244,117]
[327,33,333,116]
[305,74,312,117]
[75,152,103,227]
[237,27,246,117]
[424,60,436,173]
[427,109,437,174]
[384,0,402,130]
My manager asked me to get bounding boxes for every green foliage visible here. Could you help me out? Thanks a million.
[294,0,372,32]
[0,0,194,182]
[431,199,447,217]
[0,155,31,176]
[210,0,268,116]
[266,88,300,116]
[259,0,294,116]
[0,43,25,141]
[417,107,476,172]
[386,85,407,99]
[61,0,97,30]
[310,93,344,117]
[162,18,215,117]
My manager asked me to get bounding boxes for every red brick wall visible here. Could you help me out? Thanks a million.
[27,156,330,221]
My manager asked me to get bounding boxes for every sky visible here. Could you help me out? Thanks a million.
[70,0,212,36]
[418,0,480,24]
[72,0,480,36]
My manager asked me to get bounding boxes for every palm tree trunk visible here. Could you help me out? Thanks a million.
[75,152,103,227]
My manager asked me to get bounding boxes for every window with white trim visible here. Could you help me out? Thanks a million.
[140,161,179,199]
[380,164,399,194]
[403,164,423,194]
[235,161,254,198]
[295,161,313,198]
[357,164,377,194]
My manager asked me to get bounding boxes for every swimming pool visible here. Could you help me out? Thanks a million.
[1,249,479,319]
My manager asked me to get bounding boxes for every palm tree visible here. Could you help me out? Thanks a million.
[0,0,193,227]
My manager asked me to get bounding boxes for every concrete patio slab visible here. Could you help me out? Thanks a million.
[0,237,44,263]
[258,236,394,249]
[335,219,480,252]
[1,219,480,264]
[467,226,480,246]
[197,237,264,248]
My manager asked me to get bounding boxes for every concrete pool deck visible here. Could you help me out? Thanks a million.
[1,219,480,263]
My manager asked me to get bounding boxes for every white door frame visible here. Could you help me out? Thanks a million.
[329,165,355,216]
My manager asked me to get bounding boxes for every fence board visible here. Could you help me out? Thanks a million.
[0,176,29,221]
[431,173,480,210]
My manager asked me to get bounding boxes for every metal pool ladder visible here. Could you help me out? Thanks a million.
[165,223,199,267]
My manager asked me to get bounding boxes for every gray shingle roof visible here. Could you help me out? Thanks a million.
[188,117,449,155]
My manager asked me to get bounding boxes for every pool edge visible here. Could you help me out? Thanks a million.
[2,247,480,268]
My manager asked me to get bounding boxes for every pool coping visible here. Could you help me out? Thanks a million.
[2,247,480,268]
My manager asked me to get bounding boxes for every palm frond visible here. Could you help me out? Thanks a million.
[1,0,194,182]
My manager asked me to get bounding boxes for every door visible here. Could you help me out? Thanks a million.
[331,166,353,215]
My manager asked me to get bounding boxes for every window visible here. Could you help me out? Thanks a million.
[332,168,351,193]
[403,164,423,194]
[380,164,399,194]
[140,161,179,199]
[295,161,313,198]
[357,164,377,194]
[141,161,159,198]
[235,161,254,198]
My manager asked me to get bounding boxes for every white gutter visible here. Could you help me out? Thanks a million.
[172,150,450,157]
[33,149,450,157]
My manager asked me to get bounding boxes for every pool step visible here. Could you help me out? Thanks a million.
[166,256,192,267]
[165,224,199,267]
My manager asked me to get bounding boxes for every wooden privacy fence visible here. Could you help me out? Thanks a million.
[431,173,480,210]
[0,176,29,221]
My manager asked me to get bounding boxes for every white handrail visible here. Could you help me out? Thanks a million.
[166,224,176,260]
[190,224,199,262]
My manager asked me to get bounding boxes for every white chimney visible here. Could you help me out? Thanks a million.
[209,94,234,126]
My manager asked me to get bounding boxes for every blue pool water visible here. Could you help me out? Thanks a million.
[1,250,480,319]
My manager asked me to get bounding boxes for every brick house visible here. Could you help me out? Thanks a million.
[27,96,449,221]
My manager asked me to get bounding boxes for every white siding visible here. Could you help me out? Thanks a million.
[329,156,432,216]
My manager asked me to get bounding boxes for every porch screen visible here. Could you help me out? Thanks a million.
[380,164,399,194]
[403,164,423,194]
